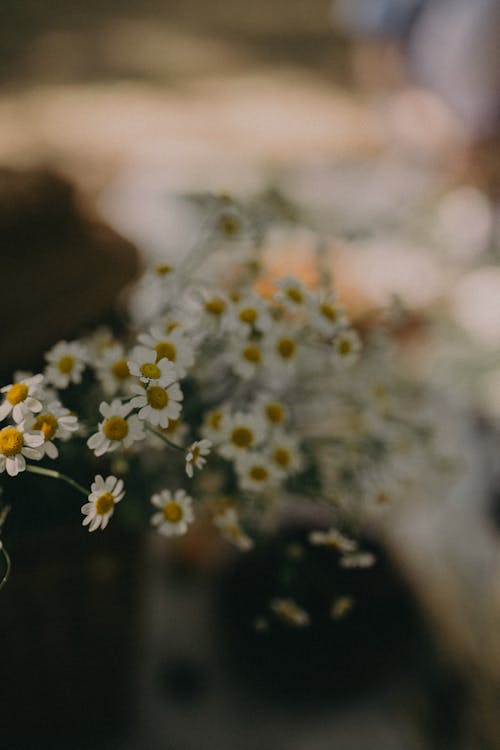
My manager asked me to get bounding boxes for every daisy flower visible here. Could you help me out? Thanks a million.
[229,337,266,380]
[127,346,177,385]
[235,452,281,493]
[254,394,288,430]
[331,329,361,368]
[0,424,44,476]
[81,474,125,532]
[200,405,230,444]
[268,431,304,477]
[309,292,347,336]
[275,276,312,311]
[138,327,195,378]
[226,293,273,336]
[129,378,183,429]
[0,373,44,423]
[265,326,301,376]
[150,488,194,537]
[213,507,254,551]
[22,401,79,459]
[87,400,145,457]
[45,340,88,389]
[94,344,134,397]
[196,291,231,334]
[217,411,267,461]
[185,439,212,478]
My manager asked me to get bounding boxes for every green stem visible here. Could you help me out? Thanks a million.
[25,464,89,497]
[145,424,185,453]
[0,542,11,591]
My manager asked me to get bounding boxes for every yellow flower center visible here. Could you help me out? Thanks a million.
[163,501,183,523]
[103,416,129,441]
[243,345,261,364]
[58,355,75,374]
[111,359,130,380]
[205,297,226,316]
[147,386,169,410]
[239,308,258,325]
[32,413,58,441]
[320,303,338,321]
[219,214,240,236]
[6,383,29,405]
[0,427,24,456]
[156,264,172,276]
[250,465,269,482]
[208,411,223,430]
[140,362,162,380]
[231,427,253,448]
[189,445,200,464]
[95,492,115,515]
[277,338,296,359]
[265,403,284,424]
[155,341,176,362]
[338,339,352,356]
[287,287,303,304]
[273,448,290,467]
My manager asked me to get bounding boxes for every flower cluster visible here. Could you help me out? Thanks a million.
[0,194,458,617]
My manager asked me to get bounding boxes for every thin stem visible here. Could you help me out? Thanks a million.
[25,464,89,497]
[145,424,185,453]
[0,542,11,591]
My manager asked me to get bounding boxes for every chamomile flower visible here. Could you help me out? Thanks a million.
[22,401,79,459]
[268,431,304,477]
[127,346,177,385]
[275,276,311,311]
[87,400,145,457]
[0,374,44,423]
[309,292,347,336]
[331,329,361,368]
[308,528,358,552]
[226,293,273,336]
[129,379,183,429]
[81,474,125,532]
[150,488,194,537]
[185,439,211,478]
[265,326,301,376]
[213,507,254,551]
[235,452,281,493]
[45,340,88,389]
[270,597,310,627]
[196,291,231,333]
[200,405,230,444]
[0,424,44,476]
[94,344,134,396]
[229,337,266,380]
[138,327,195,378]
[254,394,288,430]
[217,411,267,460]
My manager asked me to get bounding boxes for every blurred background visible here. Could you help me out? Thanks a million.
[2,1,500,748]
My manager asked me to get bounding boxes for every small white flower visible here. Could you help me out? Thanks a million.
[127,346,177,385]
[275,276,312,310]
[218,411,267,461]
[213,508,254,551]
[185,439,211,478]
[138,327,195,378]
[196,291,231,333]
[254,394,288,429]
[267,431,304,477]
[150,488,194,536]
[308,528,358,552]
[81,474,125,532]
[331,329,361,368]
[45,340,87,388]
[0,424,44,476]
[235,452,281,493]
[0,374,44,423]
[265,326,301,376]
[229,337,266,380]
[94,344,135,397]
[22,401,79,459]
[226,293,273,336]
[87,400,145,456]
[200,405,230,444]
[129,379,183,429]
[309,292,347,336]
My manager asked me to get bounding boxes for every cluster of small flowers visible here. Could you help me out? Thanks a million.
[0,195,457,617]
